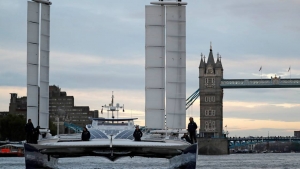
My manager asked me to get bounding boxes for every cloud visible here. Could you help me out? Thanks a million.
[51,51,144,70]
[210,0,300,35]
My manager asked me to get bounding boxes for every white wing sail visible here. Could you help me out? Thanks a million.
[165,6,186,129]
[145,6,165,129]
[39,4,50,128]
[27,1,40,127]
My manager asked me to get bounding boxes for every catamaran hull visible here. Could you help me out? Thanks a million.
[169,143,198,169]
[24,143,58,169]
[24,141,197,169]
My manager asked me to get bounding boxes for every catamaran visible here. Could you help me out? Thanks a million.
[24,93,197,169]
[24,0,197,168]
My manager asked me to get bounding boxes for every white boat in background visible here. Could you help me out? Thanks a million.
[0,144,24,157]
[24,93,198,169]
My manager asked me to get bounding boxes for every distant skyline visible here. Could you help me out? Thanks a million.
[0,0,299,137]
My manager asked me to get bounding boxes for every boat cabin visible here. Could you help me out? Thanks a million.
[88,118,138,131]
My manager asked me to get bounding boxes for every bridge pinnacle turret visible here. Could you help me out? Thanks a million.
[215,53,223,69]
[206,47,215,66]
[199,53,205,68]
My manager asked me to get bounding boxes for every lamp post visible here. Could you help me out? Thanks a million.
[56,116,59,136]
[64,112,71,134]
[225,125,229,138]
[56,108,66,136]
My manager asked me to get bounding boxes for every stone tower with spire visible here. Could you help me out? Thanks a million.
[199,44,224,138]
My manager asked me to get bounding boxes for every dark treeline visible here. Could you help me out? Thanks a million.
[0,114,57,141]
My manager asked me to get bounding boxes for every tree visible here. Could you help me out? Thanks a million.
[0,114,26,141]
[0,114,59,141]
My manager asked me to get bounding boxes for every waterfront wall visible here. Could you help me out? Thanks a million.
[197,138,229,155]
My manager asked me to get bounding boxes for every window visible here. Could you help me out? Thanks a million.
[205,78,215,88]
[205,109,215,116]
[205,96,215,102]
[205,120,215,132]
[205,78,215,84]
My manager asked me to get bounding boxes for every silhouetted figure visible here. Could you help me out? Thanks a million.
[187,117,198,144]
[81,127,90,141]
[133,125,143,141]
[25,119,34,143]
[181,133,192,143]
[32,126,41,144]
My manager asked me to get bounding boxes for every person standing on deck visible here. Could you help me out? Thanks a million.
[32,126,41,144]
[81,127,91,141]
[25,119,34,143]
[133,125,143,141]
[181,133,192,144]
[187,117,198,144]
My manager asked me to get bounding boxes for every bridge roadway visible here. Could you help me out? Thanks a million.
[221,78,300,88]
[228,136,300,148]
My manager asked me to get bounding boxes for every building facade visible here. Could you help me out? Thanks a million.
[199,46,224,138]
[9,93,27,117]
[294,131,300,138]
[7,85,98,129]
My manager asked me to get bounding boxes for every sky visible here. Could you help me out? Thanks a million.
[0,0,300,137]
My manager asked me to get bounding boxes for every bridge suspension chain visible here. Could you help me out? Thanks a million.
[186,89,199,110]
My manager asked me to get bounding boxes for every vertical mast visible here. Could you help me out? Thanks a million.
[101,92,124,120]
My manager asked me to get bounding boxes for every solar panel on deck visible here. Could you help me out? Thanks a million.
[89,130,108,139]
[115,130,134,139]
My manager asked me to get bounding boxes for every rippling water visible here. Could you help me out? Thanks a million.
[0,153,299,169]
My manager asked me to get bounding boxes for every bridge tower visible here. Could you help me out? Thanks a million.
[199,44,224,138]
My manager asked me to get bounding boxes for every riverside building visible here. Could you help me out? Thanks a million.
[7,85,98,131]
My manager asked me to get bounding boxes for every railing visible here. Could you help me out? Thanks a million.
[228,136,300,148]
[64,122,83,133]
[228,136,300,141]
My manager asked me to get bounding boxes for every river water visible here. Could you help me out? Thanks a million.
[0,153,299,169]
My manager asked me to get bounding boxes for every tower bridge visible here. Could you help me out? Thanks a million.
[185,45,300,139]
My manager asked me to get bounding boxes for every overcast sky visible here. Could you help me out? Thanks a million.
[0,0,299,137]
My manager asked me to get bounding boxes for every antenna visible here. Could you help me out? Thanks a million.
[101,92,125,121]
